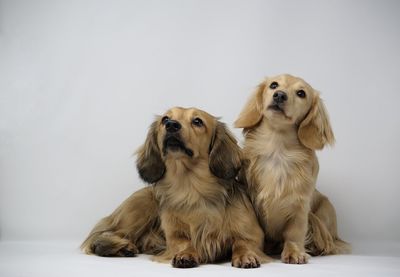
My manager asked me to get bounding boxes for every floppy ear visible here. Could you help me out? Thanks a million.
[298,93,335,150]
[209,122,242,180]
[234,81,266,129]
[136,120,165,183]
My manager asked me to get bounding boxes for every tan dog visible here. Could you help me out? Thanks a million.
[81,107,269,268]
[234,74,350,264]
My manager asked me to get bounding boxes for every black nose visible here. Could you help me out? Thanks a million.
[273,91,288,103]
[165,120,181,133]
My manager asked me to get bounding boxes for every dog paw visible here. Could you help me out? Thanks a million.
[231,254,261,268]
[117,244,139,257]
[172,252,199,268]
[92,239,139,257]
[281,249,309,264]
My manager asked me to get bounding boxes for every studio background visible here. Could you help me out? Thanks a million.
[1,0,399,251]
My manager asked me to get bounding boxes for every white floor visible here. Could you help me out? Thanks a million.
[1,241,400,277]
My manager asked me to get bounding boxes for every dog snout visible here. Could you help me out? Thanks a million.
[165,119,181,133]
[273,91,288,104]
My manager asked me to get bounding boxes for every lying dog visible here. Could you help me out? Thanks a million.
[235,74,350,264]
[81,107,269,268]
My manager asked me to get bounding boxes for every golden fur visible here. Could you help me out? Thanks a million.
[235,74,350,264]
[82,107,270,268]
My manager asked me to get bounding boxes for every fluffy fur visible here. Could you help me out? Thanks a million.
[235,74,350,264]
[81,107,270,268]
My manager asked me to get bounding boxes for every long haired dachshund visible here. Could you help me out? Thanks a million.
[234,74,350,264]
[81,107,269,268]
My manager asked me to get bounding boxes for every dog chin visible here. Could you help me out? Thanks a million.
[268,104,285,113]
[267,105,292,120]
[163,136,194,157]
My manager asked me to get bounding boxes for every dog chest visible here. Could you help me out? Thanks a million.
[256,146,311,187]
[249,144,314,219]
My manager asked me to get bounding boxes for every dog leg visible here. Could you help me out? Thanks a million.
[229,193,272,268]
[281,211,310,264]
[171,243,200,268]
[156,213,200,268]
[153,239,199,267]
[231,240,264,268]
[81,187,163,256]
[91,231,139,257]
[308,192,351,255]
[163,236,199,268]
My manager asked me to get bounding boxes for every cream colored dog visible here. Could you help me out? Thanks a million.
[82,107,269,268]
[235,74,350,264]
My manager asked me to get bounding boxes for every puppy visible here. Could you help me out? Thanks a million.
[234,74,350,264]
[82,107,269,268]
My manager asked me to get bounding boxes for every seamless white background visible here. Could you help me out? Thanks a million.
[0,0,399,248]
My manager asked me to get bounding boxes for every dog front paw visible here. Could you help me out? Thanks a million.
[91,236,139,257]
[231,253,261,268]
[172,252,199,268]
[281,249,309,264]
[118,244,139,257]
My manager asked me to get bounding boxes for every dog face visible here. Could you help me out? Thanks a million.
[262,74,315,126]
[235,74,334,150]
[137,107,241,183]
[158,107,216,160]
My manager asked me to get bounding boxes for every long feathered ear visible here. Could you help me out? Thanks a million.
[234,81,266,129]
[209,122,242,180]
[136,120,165,183]
[298,93,335,150]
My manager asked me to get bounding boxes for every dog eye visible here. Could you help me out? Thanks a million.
[269,82,279,89]
[161,116,169,125]
[192,117,204,127]
[296,90,306,98]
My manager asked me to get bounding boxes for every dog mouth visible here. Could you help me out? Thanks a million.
[268,104,293,121]
[163,135,194,157]
[268,104,285,113]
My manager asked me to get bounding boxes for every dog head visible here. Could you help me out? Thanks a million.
[234,74,335,150]
[136,107,242,183]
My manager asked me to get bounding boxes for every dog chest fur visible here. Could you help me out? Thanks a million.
[155,159,228,210]
[244,122,316,238]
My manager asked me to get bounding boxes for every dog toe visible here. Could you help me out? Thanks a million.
[232,254,260,269]
[172,253,199,268]
[282,250,309,264]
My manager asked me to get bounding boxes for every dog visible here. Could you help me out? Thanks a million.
[234,74,350,264]
[81,107,270,268]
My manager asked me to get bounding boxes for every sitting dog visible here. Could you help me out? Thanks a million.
[234,74,350,264]
[81,107,269,268]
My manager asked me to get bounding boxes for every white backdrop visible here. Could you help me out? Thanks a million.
[1,0,399,247]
